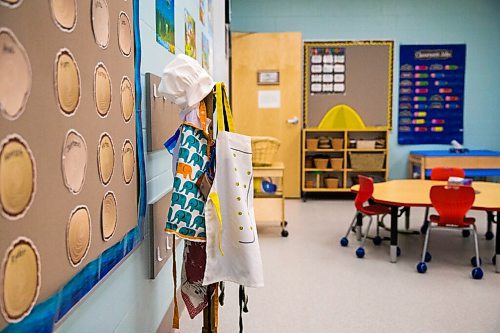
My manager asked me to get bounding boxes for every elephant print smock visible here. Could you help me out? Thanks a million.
[166,124,209,241]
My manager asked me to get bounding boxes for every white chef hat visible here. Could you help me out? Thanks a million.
[158,54,215,109]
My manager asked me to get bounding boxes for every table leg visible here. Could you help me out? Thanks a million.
[496,212,500,273]
[390,206,399,263]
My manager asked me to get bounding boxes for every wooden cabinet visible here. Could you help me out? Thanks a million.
[301,129,389,196]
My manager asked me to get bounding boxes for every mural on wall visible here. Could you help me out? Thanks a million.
[199,0,206,25]
[398,44,466,145]
[207,0,213,35]
[184,9,196,58]
[155,0,175,53]
[202,32,210,73]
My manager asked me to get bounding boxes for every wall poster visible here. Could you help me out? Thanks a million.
[310,47,346,94]
[184,9,196,58]
[398,44,466,145]
[155,0,175,53]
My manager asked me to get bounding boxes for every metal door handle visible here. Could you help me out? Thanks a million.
[287,116,299,124]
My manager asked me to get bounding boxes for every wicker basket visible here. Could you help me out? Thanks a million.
[324,177,339,189]
[251,136,280,166]
[305,180,315,188]
[314,158,329,169]
[306,138,319,150]
[330,158,343,169]
[349,152,385,169]
[331,138,344,150]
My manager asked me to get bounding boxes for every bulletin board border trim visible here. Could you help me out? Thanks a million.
[303,40,394,129]
[0,1,146,331]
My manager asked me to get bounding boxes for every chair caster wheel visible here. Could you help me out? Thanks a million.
[397,247,401,257]
[472,267,483,280]
[462,230,471,238]
[485,231,494,240]
[492,255,496,265]
[425,252,432,263]
[340,237,349,247]
[416,262,427,273]
[281,230,289,237]
[373,236,382,246]
[355,247,365,258]
[470,256,482,267]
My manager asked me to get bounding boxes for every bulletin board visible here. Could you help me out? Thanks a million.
[304,41,394,128]
[398,44,466,144]
[0,1,140,331]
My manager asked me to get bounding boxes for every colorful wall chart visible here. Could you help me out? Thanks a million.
[309,47,346,94]
[156,0,175,53]
[398,44,466,144]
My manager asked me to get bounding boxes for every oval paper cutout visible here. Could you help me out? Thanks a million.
[62,130,87,194]
[0,135,35,220]
[55,49,80,115]
[0,0,24,8]
[1,237,41,323]
[98,133,114,185]
[118,12,132,56]
[67,206,91,267]
[122,140,135,184]
[0,28,31,121]
[50,0,77,32]
[94,63,112,117]
[101,191,117,241]
[120,77,134,122]
[91,0,109,49]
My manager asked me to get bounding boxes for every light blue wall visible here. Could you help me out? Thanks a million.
[56,1,226,332]
[231,0,500,179]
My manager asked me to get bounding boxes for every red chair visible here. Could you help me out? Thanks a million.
[340,175,391,258]
[421,167,465,234]
[416,185,483,279]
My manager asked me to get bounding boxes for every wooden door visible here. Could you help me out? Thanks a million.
[231,32,302,197]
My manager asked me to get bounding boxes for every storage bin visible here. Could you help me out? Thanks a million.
[313,158,329,169]
[251,136,280,166]
[331,138,344,150]
[306,138,319,150]
[349,152,385,169]
[324,177,339,189]
[305,157,314,168]
[356,140,376,149]
[330,158,343,169]
[305,180,315,188]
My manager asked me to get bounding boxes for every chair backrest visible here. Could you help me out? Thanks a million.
[430,167,465,180]
[429,185,475,226]
[354,175,374,213]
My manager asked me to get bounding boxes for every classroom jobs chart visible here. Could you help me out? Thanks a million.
[310,47,346,94]
[398,44,466,145]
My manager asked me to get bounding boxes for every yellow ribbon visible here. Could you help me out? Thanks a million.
[209,192,225,256]
[215,82,235,133]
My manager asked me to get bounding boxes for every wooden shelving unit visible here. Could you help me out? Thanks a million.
[302,128,389,196]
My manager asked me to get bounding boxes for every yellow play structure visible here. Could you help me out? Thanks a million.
[317,104,366,129]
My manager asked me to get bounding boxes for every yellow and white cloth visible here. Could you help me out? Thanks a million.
[203,83,264,288]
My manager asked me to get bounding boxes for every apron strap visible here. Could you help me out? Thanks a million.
[215,83,234,133]
[171,235,180,329]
